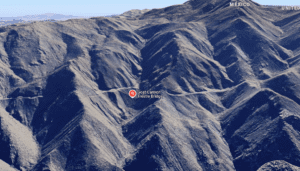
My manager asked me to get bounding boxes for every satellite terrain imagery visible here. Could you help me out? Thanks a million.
[1,0,300,170]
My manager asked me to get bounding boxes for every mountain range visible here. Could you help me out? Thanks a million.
[0,13,120,27]
[0,13,120,21]
[0,0,300,170]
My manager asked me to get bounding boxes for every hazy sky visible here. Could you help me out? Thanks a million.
[0,0,299,17]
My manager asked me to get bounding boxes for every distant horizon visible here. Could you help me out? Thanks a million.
[0,0,299,18]
[0,13,122,22]
[0,12,124,19]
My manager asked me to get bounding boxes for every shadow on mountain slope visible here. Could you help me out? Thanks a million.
[221,89,300,171]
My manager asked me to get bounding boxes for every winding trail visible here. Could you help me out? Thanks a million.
[0,96,43,101]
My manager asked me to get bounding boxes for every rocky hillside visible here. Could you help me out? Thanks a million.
[0,0,300,170]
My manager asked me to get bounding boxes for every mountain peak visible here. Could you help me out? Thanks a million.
[139,0,258,20]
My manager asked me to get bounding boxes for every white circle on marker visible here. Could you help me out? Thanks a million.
[129,90,137,98]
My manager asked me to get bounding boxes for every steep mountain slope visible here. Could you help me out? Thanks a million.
[257,160,300,171]
[0,0,300,170]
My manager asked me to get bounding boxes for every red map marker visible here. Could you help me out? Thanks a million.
[129,90,137,98]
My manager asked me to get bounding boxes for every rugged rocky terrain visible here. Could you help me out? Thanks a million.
[0,0,300,170]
